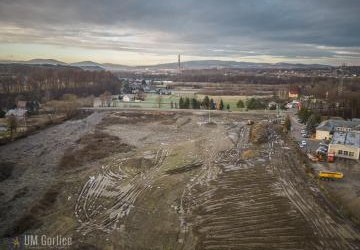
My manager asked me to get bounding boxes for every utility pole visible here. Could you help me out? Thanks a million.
[208,106,211,123]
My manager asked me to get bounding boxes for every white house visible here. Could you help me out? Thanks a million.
[5,109,27,118]
[93,97,102,107]
[122,94,134,102]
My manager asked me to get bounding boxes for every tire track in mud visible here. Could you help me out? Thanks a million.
[179,124,313,250]
[178,123,360,250]
[75,148,169,235]
[176,124,246,248]
[268,130,360,250]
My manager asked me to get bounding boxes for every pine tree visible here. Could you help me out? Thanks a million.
[184,97,190,109]
[236,99,245,108]
[202,96,210,109]
[219,99,224,110]
[191,98,199,109]
[179,97,184,109]
[210,98,216,110]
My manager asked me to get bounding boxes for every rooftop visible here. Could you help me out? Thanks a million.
[316,119,360,132]
[331,131,360,148]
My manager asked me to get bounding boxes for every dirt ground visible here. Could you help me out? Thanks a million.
[1,110,360,249]
[317,158,360,226]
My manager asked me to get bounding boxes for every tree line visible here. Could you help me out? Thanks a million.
[178,96,229,110]
[0,64,122,109]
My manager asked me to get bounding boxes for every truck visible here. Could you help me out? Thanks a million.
[318,171,343,181]
[307,153,318,162]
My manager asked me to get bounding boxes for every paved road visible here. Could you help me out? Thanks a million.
[289,110,320,154]
[81,106,285,116]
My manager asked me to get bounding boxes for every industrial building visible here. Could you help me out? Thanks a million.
[315,119,360,140]
[328,131,360,160]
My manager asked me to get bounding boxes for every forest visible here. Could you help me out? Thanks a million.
[0,64,122,108]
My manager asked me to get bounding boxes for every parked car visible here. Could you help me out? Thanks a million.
[319,142,328,147]
[301,140,307,145]
[319,146,328,152]
[302,134,310,138]
[301,129,306,134]
[316,147,327,154]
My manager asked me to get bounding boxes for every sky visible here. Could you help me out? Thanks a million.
[0,0,360,66]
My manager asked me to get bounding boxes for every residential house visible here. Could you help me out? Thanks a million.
[5,109,27,118]
[288,88,299,99]
[122,94,134,102]
[268,101,277,109]
[285,100,300,109]
[93,97,102,107]
[17,100,27,109]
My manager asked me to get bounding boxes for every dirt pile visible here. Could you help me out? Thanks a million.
[242,149,258,159]
[100,111,177,126]
[250,121,270,144]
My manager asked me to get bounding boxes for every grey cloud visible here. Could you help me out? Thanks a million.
[0,0,359,63]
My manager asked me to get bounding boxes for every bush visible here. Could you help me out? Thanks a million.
[246,98,266,110]
[0,109,6,118]
[236,100,245,108]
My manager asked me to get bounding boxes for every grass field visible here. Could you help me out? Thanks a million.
[114,93,270,111]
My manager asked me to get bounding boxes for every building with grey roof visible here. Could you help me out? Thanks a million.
[315,119,360,140]
[328,131,360,160]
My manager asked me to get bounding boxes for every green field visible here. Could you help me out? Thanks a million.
[114,93,269,111]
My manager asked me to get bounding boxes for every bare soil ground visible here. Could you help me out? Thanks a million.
[0,110,359,249]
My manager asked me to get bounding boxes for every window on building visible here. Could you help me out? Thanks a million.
[349,152,354,157]
[338,150,343,155]
[344,151,349,156]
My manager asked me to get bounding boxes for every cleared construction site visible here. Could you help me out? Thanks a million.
[1,110,360,249]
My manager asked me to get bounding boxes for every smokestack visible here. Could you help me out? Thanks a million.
[178,54,181,73]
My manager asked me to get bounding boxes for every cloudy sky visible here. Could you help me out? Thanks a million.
[0,0,359,65]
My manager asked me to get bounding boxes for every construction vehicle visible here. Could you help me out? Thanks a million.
[307,153,318,162]
[315,151,326,162]
[318,171,343,181]
[327,152,335,163]
[247,120,254,125]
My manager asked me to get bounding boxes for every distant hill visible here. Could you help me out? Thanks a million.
[143,60,331,70]
[0,58,332,70]
[70,61,103,67]
[25,58,67,65]
[70,61,105,71]
[102,63,133,71]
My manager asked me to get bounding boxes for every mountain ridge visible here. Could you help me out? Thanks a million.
[0,59,333,70]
